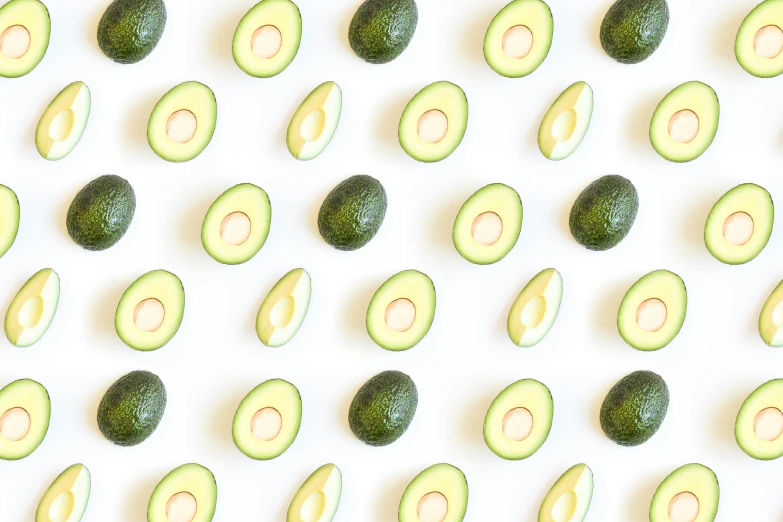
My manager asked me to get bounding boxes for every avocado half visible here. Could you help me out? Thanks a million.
[735,379,783,459]
[705,184,773,265]
[484,379,553,460]
[0,0,50,78]
[147,463,217,522]
[0,184,19,259]
[483,0,553,78]
[538,81,593,161]
[398,463,468,522]
[233,0,302,78]
[538,464,593,522]
[256,268,311,347]
[759,279,783,347]
[5,268,59,348]
[736,0,783,78]
[36,464,91,522]
[287,464,342,522]
[0,378,50,460]
[36,81,91,161]
[287,81,342,161]
[507,268,563,347]
[649,463,719,522]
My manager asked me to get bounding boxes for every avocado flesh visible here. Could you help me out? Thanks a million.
[287,464,342,522]
[318,174,387,251]
[538,81,593,160]
[600,0,669,64]
[650,463,719,522]
[484,379,553,460]
[36,464,91,522]
[348,0,418,64]
[507,268,562,347]
[97,0,166,64]
[600,370,669,447]
[147,81,217,163]
[233,0,302,78]
[366,270,435,351]
[256,268,311,347]
[759,280,783,346]
[0,0,50,78]
[349,370,417,447]
[538,464,593,522]
[736,0,783,77]
[115,270,185,351]
[0,184,20,258]
[705,184,773,265]
[287,81,342,160]
[66,174,136,251]
[97,370,166,447]
[232,379,302,460]
[5,268,59,347]
[617,270,687,352]
[399,463,468,522]
[36,81,91,161]
[569,174,639,251]
[735,379,783,459]
[201,183,271,265]
[399,81,468,163]
[147,463,216,522]
[0,379,50,460]
[484,0,552,78]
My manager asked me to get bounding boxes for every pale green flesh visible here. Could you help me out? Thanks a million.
[705,183,773,265]
[287,464,342,522]
[484,379,553,460]
[366,270,435,351]
[760,279,783,346]
[287,81,342,160]
[650,463,719,522]
[507,268,562,347]
[735,379,783,460]
[256,268,311,347]
[232,379,301,460]
[5,268,59,347]
[233,0,302,78]
[0,0,50,78]
[0,184,20,258]
[399,463,468,522]
[538,81,593,161]
[0,378,50,460]
[736,0,783,77]
[147,464,217,522]
[538,464,593,522]
[36,464,91,522]
[36,81,91,161]
[484,0,553,78]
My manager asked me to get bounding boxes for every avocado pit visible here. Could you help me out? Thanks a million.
[502,407,533,441]
[251,25,283,59]
[668,110,700,144]
[166,491,197,522]
[471,211,503,246]
[417,491,448,522]
[668,492,699,522]
[502,25,533,59]
[636,298,667,332]
[0,25,30,59]
[417,110,448,144]
[754,25,783,59]
[385,298,416,332]
[133,298,165,333]
[220,211,252,246]
[754,407,783,441]
[166,110,198,144]
[0,407,30,441]
[251,407,282,441]
[723,211,754,246]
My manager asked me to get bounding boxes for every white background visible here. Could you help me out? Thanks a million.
[3,0,783,520]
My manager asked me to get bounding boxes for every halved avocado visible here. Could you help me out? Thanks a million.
[36,464,91,522]
[115,270,185,351]
[256,268,311,347]
[147,463,217,522]
[736,0,783,78]
[483,379,553,460]
[36,81,91,161]
[147,81,217,163]
[538,464,593,522]
[650,81,719,163]
[0,184,20,258]
[233,0,302,78]
[453,183,523,265]
[0,378,50,460]
[287,81,342,160]
[5,268,59,347]
[399,81,468,163]
[232,378,302,460]
[287,464,342,522]
[759,279,783,346]
[538,81,593,161]
[617,270,687,352]
[705,184,773,265]
[0,0,50,78]
[649,463,719,522]
[399,463,468,522]
[507,268,562,347]
[484,0,553,78]
[736,379,783,460]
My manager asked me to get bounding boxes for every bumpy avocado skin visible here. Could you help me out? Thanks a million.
[97,370,166,447]
[600,370,669,446]
[569,174,638,251]
[67,175,136,251]
[318,175,387,251]
[97,0,167,64]
[600,0,669,64]
[348,370,418,446]
[349,0,418,64]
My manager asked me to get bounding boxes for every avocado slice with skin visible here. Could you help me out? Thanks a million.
[287,81,342,160]
[233,0,302,78]
[484,0,553,78]
[287,464,342,522]
[538,464,593,522]
[736,0,783,78]
[232,379,302,460]
[318,175,387,251]
[735,379,783,459]
[256,268,311,347]
[97,0,166,64]
[399,463,468,522]
[649,463,719,522]
[0,378,50,460]
[366,270,435,351]
[5,268,59,348]
[759,280,783,346]
[36,81,91,161]
[600,370,669,447]
[97,370,166,447]
[0,184,20,258]
[36,464,91,522]
[484,379,553,460]
[569,174,638,251]
[349,370,417,446]
[147,463,216,522]
[507,268,562,347]
[349,0,418,64]
[600,0,669,64]
[705,184,773,265]
[66,175,136,251]
[0,0,49,78]
[538,81,593,161]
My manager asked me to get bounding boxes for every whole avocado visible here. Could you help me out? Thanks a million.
[600,0,669,64]
[67,175,136,251]
[349,0,418,64]
[318,174,387,251]
[569,174,638,251]
[600,370,669,446]
[348,370,418,446]
[97,0,167,64]
[97,370,166,447]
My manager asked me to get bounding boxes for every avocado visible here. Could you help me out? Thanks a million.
[705,184,773,265]
[538,464,593,522]
[36,81,91,161]
[538,81,593,161]
[148,81,217,163]
[287,464,342,522]
[483,379,553,460]
[569,174,638,251]
[349,0,417,64]
[318,174,387,251]
[287,81,342,161]
[507,268,562,347]
[366,270,435,351]
[617,270,687,352]
[0,184,19,258]
[399,81,468,163]
[0,0,50,78]
[147,463,217,522]
[97,0,166,64]
[600,370,669,446]
[399,463,468,522]
[348,370,417,446]
[233,0,302,78]
[483,0,553,78]
[649,463,719,522]
[36,464,91,522]
[66,174,136,251]
[256,268,311,347]
[5,268,59,347]
[735,379,783,459]
[0,378,50,460]
[453,183,522,265]
[115,270,185,351]
[600,0,669,64]
[736,0,783,78]
[759,280,783,346]
[97,370,166,447]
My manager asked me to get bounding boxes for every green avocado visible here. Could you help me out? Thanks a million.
[735,379,783,460]
[349,370,417,446]
[705,183,773,265]
[36,81,91,161]
[349,0,417,64]
[649,463,719,522]
[507,268,563,347]
[569,174,638,251]
[232,0,302,78]
[97,370,166,447]
[600,370,669,447]
[147,463,217,522]
[399,463,468,522]
[318,174,387,251]
[5,268,59,348]
[0,0,50,78]
[484,0,553,78]
[538,464,593,522]
[66,175,136,251]
[736,0,783,78]
[0,378,50,460]
[97,0,166,64]
[600,0,669,64]
[288,464,342,522]
[0,184,19,258]
[36,464,91,522]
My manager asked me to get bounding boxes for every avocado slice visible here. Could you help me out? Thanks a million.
[569,174,638,251]
[66,174,136,251]
[349,370,417,446]
[287,81,342,160]
[36,81,91,161]
[36,464,91,522]
[256,268,311,347]
[147,463,216,522]
[649,463,719,522]
[366,270,435,351]
[5,268,59,348]
[318,174,387,251]
[147,81,217,163]
[483,0,553,78]
[232,378,302,460]
[97,0,166,64]
[600,370,669,447]
[97,370,166,447]
[705,183,773,265]
[507,268,562,347]
[399,81,468,163]
[483,379,553,460]
[538,464,593,522]
[736,0,783,77]
[736,379,783,459]
[0,0,49,78]
[0,184,20,258]
[399,463,468,522]
[538,81,593,161]
[287,464,342,522]
[0,378,50,460]
[759,280,783,346]
[600,0,668,64]
[348,0,418,64]
[201,183,271,265]
[617,270,687,352]
[233,0,301,78]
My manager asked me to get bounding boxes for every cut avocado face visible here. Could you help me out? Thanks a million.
[650,81,719,163]
[147,463,217,522]
[0,184,20,259]
[736,0,783,78]
[148,81,217,163]
[0,0,50,78]
[705,184,773,265]
[233,0,302,78]
[759,279,783,346]
[232,378,302,460]
[0,378,50,460]
[256,268,311,347]
[736,379,783,460]
[399,81,468,163]
[36,464,91,522]
[484,379,553,460]
[36,81,91,161]
[287,81,342,161]
[115,270,185,351]
[650,463,719,522]
[538,464,593,522]
[5,268,59,347]
[538,81,593,161]
[366,270,435,351]
[507,268,563,347]
[399,463,468,522]
[287,464,342,522]
[483,0,553,78]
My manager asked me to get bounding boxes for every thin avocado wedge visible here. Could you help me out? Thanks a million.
[484,0,553,78]
[736,0,783,78]
[705,184,773,265]
[650,463,719,522]
[0,184,20,258]
[256,268,311,347]
[759,279,783,347]
[600,0,669,64]
[735,379,783,460]
[538,464,593,522]
[349,370,417,447]
[233,0,302,78]
[97,0,166,64]
[148,463,217,522]
[349,0,418,64]
[507,268,563,347]
[5,268,59,348]
[0,378,50,460]
[600,370,669,446]
[36,464,91,522]
[569,174,638,251]
[484,379,553,460]
[0,0,50,78]
[399,463,468,522]
[287,81,342,160]
[36,81,91,161]
[287,464,342,522]
[538,81,593,160]
[97,370,166,447]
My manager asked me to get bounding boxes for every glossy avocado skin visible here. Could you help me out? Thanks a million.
[569,174,638,251]
[318,175,387,251]
[600,370,669,446]
[97,0,167,64]
[67,175,136,251]
[348,370,418,446]
[349,0,418,64]
[97,370,166,447]
[600,0,669,64]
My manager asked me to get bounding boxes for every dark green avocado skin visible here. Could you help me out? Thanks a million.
[98,0,167,64]
[349,0,418,64]
[349,370,418,446]
[600,370,669,446]
[569,174,638,251]
[318,175,387,251]
[67,175,136,251]
[600,0,669,64]
[97,370,167,447]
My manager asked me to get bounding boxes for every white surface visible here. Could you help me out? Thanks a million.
[3,0,783,520]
